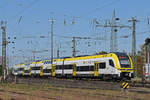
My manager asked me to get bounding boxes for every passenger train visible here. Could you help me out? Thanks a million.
[13,52,134,80]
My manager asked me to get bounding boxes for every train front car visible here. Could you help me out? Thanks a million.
[114,52,134,80]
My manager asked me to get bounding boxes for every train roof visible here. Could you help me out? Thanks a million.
[74,55,90,57]
[14,52,129,66]
[112,52,128,56]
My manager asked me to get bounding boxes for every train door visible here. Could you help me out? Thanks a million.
[94,62,99,77]
[52,64,56,77]
[98,62,107,76]
[22,67,25,76]
[29,66,31,76]
[40,65,43,76]
[73,63,76,77]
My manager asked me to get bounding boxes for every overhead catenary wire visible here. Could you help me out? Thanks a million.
[9,0,40,22]
[5,0,41,42]
[54,32,142,40]
[79,0,122,19]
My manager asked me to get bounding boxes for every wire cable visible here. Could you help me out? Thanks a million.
[9,0,40,22]
[80,0,121,18]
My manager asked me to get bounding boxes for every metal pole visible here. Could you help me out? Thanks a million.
[133,18,137,78]
[72,37,76,57]
[62,58,65,77]
[1,21,7,82]
[33,51,35,61]
[110,10,117,52]
[129,17,138,78]
[50,18,54,69]
[57,44,60,58]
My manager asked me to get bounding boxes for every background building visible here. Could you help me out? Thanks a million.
[141,38,150,80]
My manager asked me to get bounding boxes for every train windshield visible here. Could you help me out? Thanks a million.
[116,53,131,68]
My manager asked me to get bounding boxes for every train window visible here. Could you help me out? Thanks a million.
[77,66,79,71]
[59,66,62,69]
[14,70,18,72]
[31,67,40,70]
[56,65,62,69]
[25,70,29,73]
[70,65,73,69]
[44,61,51,64]
[43,69,51,73]
[69,65,73,69]
[56,65,73,69]
[76,66,91,71]
[79,66,83,71]
[25,64,30,66]
[89,66,94,71]
[77,66,82,71]
[109,60,115,67]
[64,65,71,69]
[56,65,58,69]
[47,61,51,64]
[99,62,106,69]
[85,66,90,71]
[80,66,83,71]
[19,68,24,71]
[63,65,65,69]
[82,66,86,71]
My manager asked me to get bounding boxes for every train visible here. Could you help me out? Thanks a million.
[13,52,134,80]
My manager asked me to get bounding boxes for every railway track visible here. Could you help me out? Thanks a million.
[5,76,150,92]
[6,76,150,90]
[1,77,150,100]
[13,77,122,91]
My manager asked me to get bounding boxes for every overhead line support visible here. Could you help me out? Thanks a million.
[128,17,139,78]
[1,21,7,82]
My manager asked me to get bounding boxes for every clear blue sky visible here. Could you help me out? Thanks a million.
[0,0,150,65]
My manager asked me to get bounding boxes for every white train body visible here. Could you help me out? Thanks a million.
[13,52,134,80]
